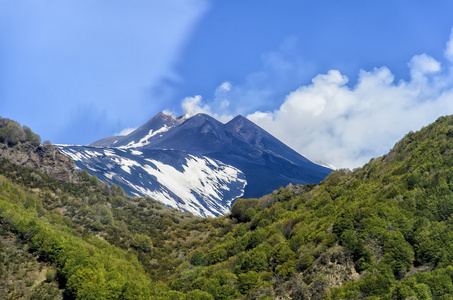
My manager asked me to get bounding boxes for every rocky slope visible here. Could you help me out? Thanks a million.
[0,143,78,182]
[0,117,78,182]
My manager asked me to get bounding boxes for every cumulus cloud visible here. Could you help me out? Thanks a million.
[248,51,453,168]
[409,54,441,78]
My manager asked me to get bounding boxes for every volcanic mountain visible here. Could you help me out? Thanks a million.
[58,112,332,216]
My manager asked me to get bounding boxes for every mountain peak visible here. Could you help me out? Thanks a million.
[155,111,175,119]
[179,113,224,129]
[231,114,247,120]
[76,111,332,210]
[227,115,256,131]
[227,114,250,125]
[188,113,218,121]
[147,111,176,125]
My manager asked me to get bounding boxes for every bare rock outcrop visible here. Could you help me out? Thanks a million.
[0,142,79,183]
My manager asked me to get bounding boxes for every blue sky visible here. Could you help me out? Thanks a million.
[2,1,453,168]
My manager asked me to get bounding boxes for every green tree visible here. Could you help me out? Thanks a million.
[190,249,206,266]
[237,271,260,294]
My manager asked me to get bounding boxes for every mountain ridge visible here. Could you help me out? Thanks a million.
[58,112,332,216]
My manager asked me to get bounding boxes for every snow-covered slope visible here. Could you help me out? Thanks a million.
[57,145,246,217]
[58,112,332,217]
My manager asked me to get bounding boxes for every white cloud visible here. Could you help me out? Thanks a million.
[243,29,453,169]
[248,56,453,169]
[409,54,441,79]
[282,70,349,117]
[217,81,232,92]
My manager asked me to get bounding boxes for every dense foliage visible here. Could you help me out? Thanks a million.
[4,115,453,298]
[0,117,41,146]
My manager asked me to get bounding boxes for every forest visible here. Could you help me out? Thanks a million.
[3,115,453,299]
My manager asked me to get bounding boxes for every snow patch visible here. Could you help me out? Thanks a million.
[131,149,143,156]
[104,149,115,156]
[119,157,141,174]
[121,125,172,149]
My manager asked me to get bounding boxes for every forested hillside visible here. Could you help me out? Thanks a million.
[3,115,453,299]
